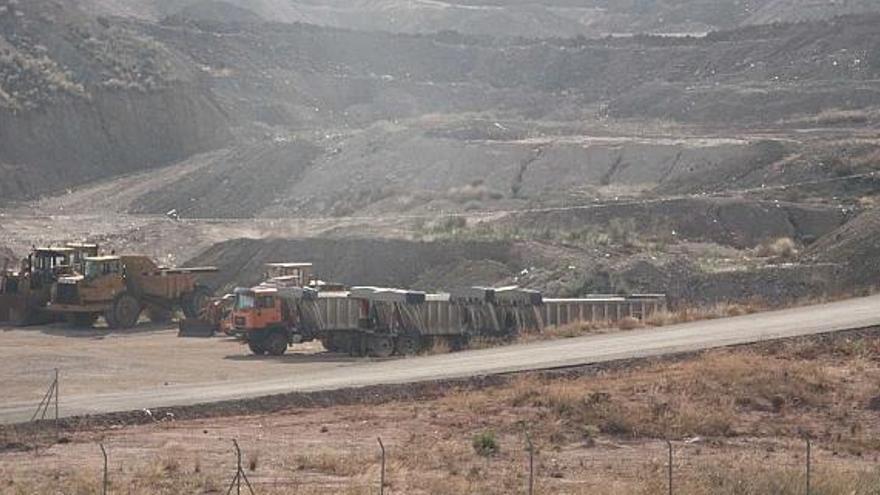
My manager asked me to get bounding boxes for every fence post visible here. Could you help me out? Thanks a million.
[31,369,59,423]
[99,443,108,495]
[54,368,59,425]
[225,439,255,495]
[805,439,811,495]
[525,431,534,495]
[667,440,673,495]
[377,437,386,495]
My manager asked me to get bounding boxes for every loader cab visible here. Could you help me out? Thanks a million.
[83,256,122,280]
[264,263,313,286]
[29,247,74,288]
[66,243,99,273]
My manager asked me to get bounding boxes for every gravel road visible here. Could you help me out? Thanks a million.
[2,294,879,424]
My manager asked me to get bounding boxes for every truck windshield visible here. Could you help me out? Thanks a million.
[84,261,101,278]
[236,293,256,310]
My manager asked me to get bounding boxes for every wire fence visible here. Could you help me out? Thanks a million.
[10,419,875,495]
[7,369,880,495]
[32,435,857,495]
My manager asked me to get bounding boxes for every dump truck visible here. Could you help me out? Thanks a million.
[0,244,99,325]
[229,283,320,355]
[48,255,216,328]
[177,262,314,337]
[228,281,547,357]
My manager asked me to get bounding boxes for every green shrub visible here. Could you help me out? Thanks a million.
[472,431,499,457]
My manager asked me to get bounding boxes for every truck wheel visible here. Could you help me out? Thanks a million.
[146,307,173,324]
[394,334,422,356]
[67,313,97,328]
[182,286,213,319]
[248,340,267,355]
[264,331,288,356]
[368,335,394,358]
[348,334,367,357]
[110,293,141,329]
[319,335,335,352]
[10,307,36,327]
[104,309,118,329]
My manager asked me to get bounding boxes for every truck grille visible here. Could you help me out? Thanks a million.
[55,284,79,305]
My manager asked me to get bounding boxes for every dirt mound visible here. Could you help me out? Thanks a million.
[6,6,880,204]
[806,208,880,287]
[503,197,848,249]
[0,0,231,203]
[129,139,322,218]
[0,246,16,269]
[187,237,521,291]
[412,260,515,291]
[746,0,880,25]
[82,0,880,38]
[165,0,264,24]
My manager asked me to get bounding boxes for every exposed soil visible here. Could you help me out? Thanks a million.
[82,0,880,38]
[0,326,342,408]
[806,208,880,287]
[3,331,880,495]
[188,237,521,292]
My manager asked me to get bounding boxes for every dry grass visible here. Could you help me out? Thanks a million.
[755,236,799,259]
[645,301,764,326]
[291,449,371,477]
[529,301,765,343]
[4,335,880,495]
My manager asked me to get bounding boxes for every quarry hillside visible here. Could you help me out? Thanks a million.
[1,0,879,305]
[84,0,880,38]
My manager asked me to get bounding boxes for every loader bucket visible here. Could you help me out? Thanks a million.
[0,294,34,326]
[178,318,217,337]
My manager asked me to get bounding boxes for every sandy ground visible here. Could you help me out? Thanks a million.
[2,295,880,425]
[0,325,349,406]
[2,335,880,494]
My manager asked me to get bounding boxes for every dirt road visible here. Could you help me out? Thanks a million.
[2,294,879,424]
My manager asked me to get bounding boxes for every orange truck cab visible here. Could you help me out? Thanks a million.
[231,285,318,355]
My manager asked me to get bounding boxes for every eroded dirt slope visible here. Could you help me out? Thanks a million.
[0,0,230,202]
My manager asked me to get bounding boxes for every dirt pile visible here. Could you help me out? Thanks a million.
[129,139,322,218]
[500,197,849,249]
[4,5,880,204]
[806,208,880,287]
[82,0,880,38]
[187,237,522,291]
[143,13,880,127]
[0,245,15,268]
[165,0,265,24]
[0,0,230,203]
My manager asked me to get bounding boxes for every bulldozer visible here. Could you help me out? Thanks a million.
[0,244,99,325]
[48,255,216,328]
[177,293,235,337]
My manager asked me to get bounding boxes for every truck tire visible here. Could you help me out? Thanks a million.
[104,308,118,329]
[146,307,173,324]
[110,293,141,329]
[67,313,98,328]
[182,286,213,319]
[368,335,394,358]
[248,340,267,355]
[264,330,288,356]
[394,334,422,356]
[10,307,36,327]
[319,335,335,352]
